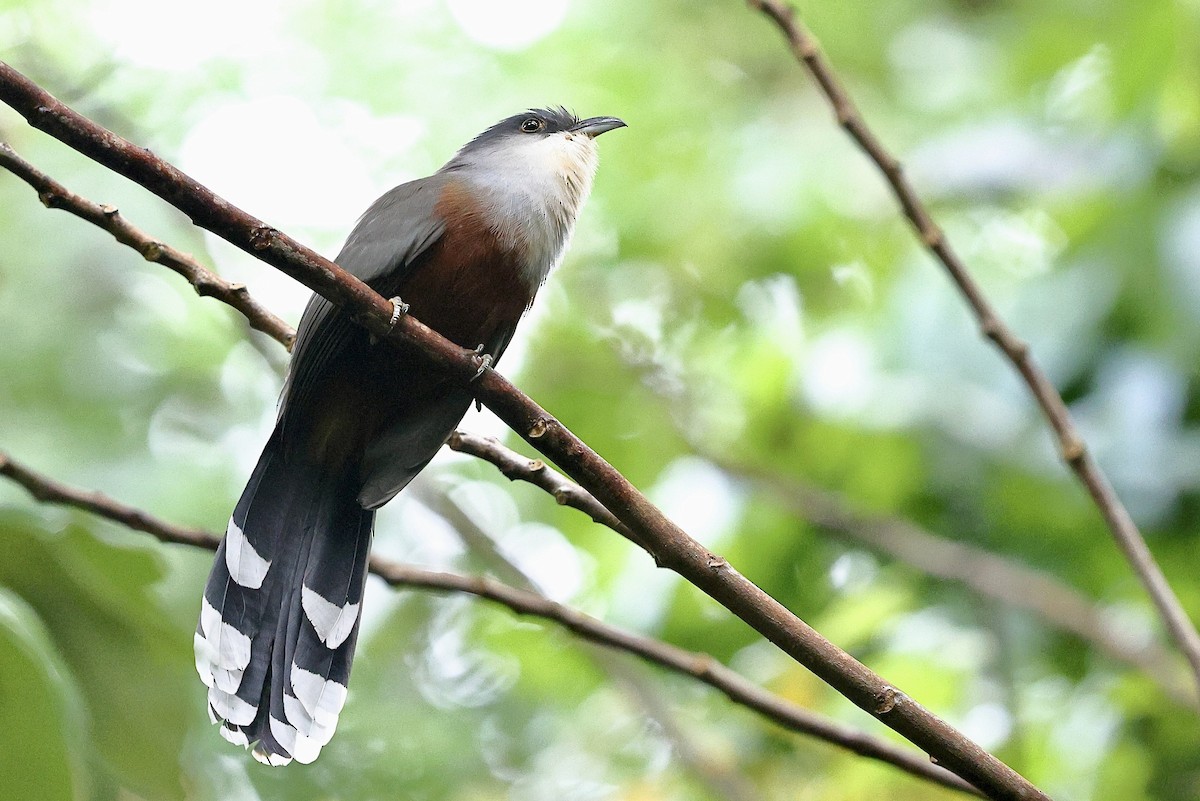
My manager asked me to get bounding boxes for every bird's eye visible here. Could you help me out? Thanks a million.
[520,118,544,133]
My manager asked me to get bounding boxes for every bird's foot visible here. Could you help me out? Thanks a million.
[470,344,493,381]
[370,297,411,345]
[470,345,493,411]
[387,296,410,329]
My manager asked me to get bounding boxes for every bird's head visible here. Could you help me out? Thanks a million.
[443,106,625,200]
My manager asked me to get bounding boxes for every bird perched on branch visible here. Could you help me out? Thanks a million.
[194,107,625,765]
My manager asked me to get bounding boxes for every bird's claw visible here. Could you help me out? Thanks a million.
[370,297,411,345]
[387,296,410,329]
[470,346,493,411]
[470,344,493,382]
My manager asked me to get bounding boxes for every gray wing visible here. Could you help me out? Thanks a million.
[355,319,518,509]
[279,175,450,426]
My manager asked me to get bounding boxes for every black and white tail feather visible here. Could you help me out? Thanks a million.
[195,433,373,765]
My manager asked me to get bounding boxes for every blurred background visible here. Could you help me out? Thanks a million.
[1,0,1198,798]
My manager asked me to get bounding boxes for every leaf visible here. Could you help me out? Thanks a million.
[0,587,90,801]
[0,512,195,800]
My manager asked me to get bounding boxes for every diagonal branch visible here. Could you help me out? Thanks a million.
[0,141,295,349]
[0,62,1044,797]
[0,449,981,796]
[747,0,1200,696]
[448,430,625,531]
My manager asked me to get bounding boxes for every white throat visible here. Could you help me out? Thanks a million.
[448,131,600,288]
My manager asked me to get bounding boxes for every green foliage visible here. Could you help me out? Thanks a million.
[0,513,199,799]
[2,0,1199,798]
[0,586,87,801]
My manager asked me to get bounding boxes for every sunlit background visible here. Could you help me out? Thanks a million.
[1,0,1199,799]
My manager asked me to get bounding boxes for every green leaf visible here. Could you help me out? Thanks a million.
[0,588,90,801]
[0,512,195,800]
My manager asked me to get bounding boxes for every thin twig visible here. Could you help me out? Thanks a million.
[0,62,1043,797]
[0,452,222,551]
[0,449,981,796]
[747,0,1200,696]
[0,141,295,349]
[448,430,626,531]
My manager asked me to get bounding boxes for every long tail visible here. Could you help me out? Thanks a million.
[195,432,374,765]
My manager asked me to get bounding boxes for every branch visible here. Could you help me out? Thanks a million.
[0,451,221,551]
[747,0,1200,696]
[448,430,625,531]
[0,141,295,350]
[0,63,1043,798]
[0,449,981,796]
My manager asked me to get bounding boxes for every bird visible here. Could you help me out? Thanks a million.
[193,107,625,765]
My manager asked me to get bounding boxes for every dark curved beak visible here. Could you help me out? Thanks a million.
[570,116,627,138]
